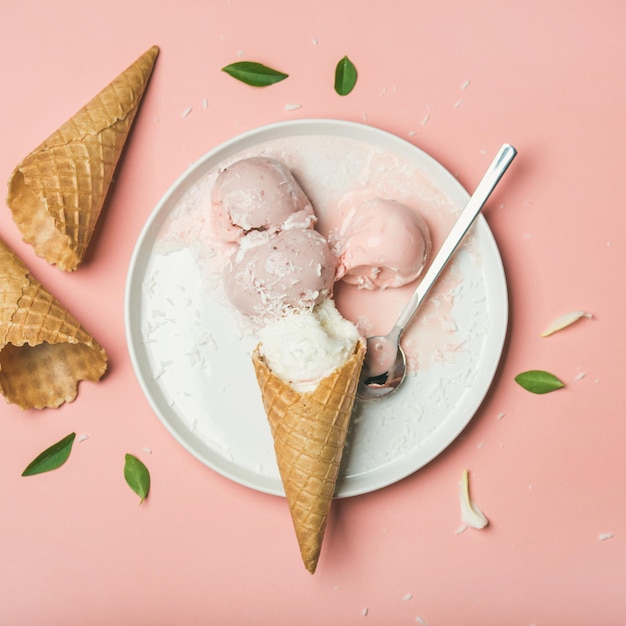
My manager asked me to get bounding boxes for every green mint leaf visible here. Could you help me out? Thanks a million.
[22,433,76,476]
[334,56,358,96]
[515,370,565,394]
[124,454,150,504]
[221,61,288,87]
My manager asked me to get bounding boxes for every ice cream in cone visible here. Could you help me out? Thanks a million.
[253,336,365,573]
[0,238,108,409]
[210,156,365,572]
[6,45,159,271]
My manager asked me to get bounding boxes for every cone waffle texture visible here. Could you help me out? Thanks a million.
[252,338,366,574]
[0,239,107,409]
[6,45,159,271]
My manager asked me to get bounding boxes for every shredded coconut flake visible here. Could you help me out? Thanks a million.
[182,106,193,118]
[541,310,593,337]
[461,79,471,90]
[403,593,413,602]
[77,434,89,443]
[459,469,488,529]
[598,532,614,542]
[284,103,302,111]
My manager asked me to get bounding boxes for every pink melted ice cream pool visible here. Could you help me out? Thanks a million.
[333,198,432,290]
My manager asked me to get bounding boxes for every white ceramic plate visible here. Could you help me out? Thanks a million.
[125,119,508,498]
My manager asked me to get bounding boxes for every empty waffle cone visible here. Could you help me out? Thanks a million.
[6,45,159,271]
[252,338,366,574]
[0,239,107,409]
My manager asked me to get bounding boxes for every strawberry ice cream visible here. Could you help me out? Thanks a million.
[332,198,431,290]
[223,228,336,319]
[211,156,315,242]
[214,155,361,396]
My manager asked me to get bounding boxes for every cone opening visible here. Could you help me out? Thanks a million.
[0,342,106,409]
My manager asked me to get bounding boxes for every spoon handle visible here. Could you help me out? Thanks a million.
[392,143,517,335]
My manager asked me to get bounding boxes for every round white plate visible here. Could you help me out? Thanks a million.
[125,119,508,498]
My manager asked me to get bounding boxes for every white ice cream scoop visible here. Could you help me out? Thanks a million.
[357,143,517,400]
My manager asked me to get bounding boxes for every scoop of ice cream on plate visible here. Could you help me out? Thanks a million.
[211,156,315,242]
[223,228,336,319]
[333,198,432,290]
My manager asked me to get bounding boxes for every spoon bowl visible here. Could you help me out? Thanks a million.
[357,143,517,400]
[358,333,407,397]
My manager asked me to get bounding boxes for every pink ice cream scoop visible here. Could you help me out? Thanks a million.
[333,198,432,290]
[224,228,337,318]
[211,156,315,242]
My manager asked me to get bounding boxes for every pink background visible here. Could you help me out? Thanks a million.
[1,1,625,624]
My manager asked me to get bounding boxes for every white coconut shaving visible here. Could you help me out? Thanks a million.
[459,469,488,530]
[541,310,593,337]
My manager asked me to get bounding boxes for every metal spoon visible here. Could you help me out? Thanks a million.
[357,143,517,399]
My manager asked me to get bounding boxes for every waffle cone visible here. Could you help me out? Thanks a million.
[252,338,366,573]
[6,45,159,271]
[0,239,107,409]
